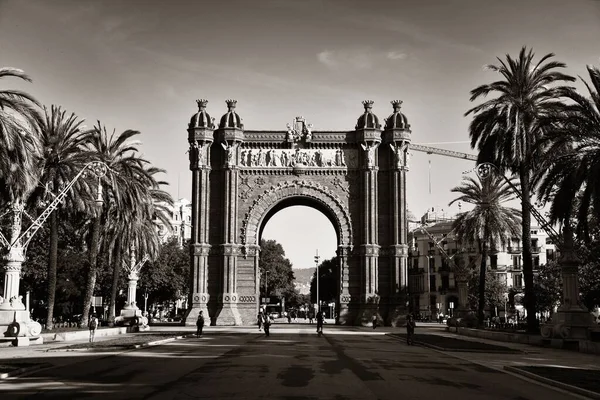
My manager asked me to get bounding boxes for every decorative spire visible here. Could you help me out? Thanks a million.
[226,99,237,111]
[362,100,374,112]
[196,99,208,111]
[391,100,403,112]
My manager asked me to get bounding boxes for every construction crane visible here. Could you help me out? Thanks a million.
[408,144,561,250]
[410,143,478,161]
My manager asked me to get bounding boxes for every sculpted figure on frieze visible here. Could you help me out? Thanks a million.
[221,142,238,167]
[360,142,379,168]
[238,148,355,168]
[390,142,409,169]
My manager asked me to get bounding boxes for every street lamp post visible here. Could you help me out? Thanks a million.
[475,162,594,339]
[0,161,108,342]
[314,250,320,312]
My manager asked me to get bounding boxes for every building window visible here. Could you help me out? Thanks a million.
[490,255,498,270]
[547,249,555,261]
[514,274,523,288]
[441,276,449,290]
[429,257,435,270]
[430,275,436,291]
[512,255,521,269]
[533,256,540,269]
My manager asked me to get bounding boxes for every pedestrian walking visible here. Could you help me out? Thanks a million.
[196,311,205,337]
[257,311,264,331]
[316,310,324,335]
[406,314,415,345]
[372,314,378,329]
[263,313,271,337]
[88,314,98,343]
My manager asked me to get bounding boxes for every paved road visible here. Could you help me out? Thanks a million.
[0,327,585,400]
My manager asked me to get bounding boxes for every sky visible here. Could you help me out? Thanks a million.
[1,0,599,269]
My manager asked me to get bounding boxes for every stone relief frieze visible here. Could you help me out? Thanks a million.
[239,148,357,168]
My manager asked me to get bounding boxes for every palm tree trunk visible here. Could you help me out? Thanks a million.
[108,242,122,326]
[519,165,536,332]
[478,239,487,326]
[45,209,59,330]
[81,216,101,327]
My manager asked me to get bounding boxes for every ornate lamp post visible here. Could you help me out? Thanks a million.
[119,246,149,330]
[475,162,594,340]
[0,161,108,343]
[314,250,320,312]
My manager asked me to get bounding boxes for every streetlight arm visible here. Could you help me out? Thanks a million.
[475,163,562,248]
[16,161,109,250]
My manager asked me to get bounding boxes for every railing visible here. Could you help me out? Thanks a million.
[427,249,436,256]
[507,246,522,253]
[531,246,541,253]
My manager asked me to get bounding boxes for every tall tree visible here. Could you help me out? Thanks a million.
[465,47,575,331]
[0,67,41,203]
[537,64,600,244]
[449,175,521,325]
[30,105,88,330]
[79,122,143,326]
[259,239,296,302]
[309,257,339,306]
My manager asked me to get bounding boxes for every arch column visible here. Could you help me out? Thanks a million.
[216,122,244,325]
[185,101,214,326]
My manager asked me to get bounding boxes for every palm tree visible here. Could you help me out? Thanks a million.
[29,105,89,330]
[537,64,600,243]
[0,67,41,204]
[449,175,521,325]
[79,122,143,326]
[465,47,575,331]
[105,163,172,324]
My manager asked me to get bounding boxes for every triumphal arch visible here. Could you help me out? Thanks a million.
[185,99,411,326]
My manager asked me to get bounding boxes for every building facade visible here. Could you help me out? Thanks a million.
[408,208,554,318]
[156,198,192,246]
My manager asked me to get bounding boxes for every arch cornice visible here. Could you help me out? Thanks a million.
[240,179,353,256]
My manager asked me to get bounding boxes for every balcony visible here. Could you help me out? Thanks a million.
[508,246,523,254]
[531,246,542,254]
[427,249,436,256]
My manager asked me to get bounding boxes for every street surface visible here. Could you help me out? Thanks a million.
[0,324,588,400]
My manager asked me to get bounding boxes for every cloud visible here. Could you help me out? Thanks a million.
[317,48,408,70]
[387,51,407,60]
[317,49,374,70]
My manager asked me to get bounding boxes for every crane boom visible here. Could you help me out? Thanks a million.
[410,144,477,161]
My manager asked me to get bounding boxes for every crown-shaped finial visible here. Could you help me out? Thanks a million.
[362,100,374,111]
[196,99,208,110]
[391,100,403,111]
[225,99,237,111]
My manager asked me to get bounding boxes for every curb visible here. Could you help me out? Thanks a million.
[504,366,600,400]
[0,363,52,380]
[133,335,184,349]
[386,333,521,354]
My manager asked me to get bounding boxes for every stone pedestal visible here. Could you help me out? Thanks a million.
[356,294,381,326]
[541,225,595,340]
[216,294,243,325]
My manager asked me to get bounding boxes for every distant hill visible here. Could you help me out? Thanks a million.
[293,267,315,295]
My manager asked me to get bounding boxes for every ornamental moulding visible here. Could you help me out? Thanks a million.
[240,180,353,256]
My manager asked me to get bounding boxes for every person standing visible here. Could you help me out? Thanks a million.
[372,314,378,329]
[257,311,263,331]
[263,313,271,337]
[316,310,324,335]
[406,314,416,345]
[88,314,98,343]
[196,311,205,337]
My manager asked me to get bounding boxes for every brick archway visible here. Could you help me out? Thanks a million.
[241,180,353,251]
[185,100,411,326]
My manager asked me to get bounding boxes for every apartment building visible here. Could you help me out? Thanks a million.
[155,198,192,246]
[408,208,553,318]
